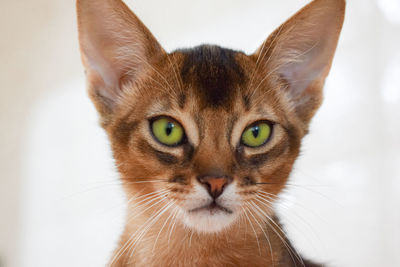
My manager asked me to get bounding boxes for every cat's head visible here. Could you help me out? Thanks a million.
[77,0,345,233]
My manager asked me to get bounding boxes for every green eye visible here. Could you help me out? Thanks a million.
[151,117,184,146]
[241,122,272,148]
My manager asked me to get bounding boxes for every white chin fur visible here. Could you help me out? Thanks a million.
[182,209,238,233]
[180,183,240,233]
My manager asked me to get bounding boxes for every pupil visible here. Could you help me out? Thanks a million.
[166,122,174,136]
[252,126,260,138]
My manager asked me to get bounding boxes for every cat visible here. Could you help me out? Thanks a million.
[76,0,345,266]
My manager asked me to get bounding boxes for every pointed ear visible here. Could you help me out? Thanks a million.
[77,0,164,123]
[253,0,345,124]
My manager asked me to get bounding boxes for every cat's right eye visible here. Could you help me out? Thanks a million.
[150,116,185,147]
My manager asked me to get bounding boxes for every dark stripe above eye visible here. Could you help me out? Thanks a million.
[178,93,186,109]
[242,94,251,111]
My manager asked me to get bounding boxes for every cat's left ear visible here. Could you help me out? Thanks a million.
[253,0,345,125]
[77,0,164,124]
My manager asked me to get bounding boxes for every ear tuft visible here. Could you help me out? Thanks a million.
[77,0,164,123]
[253,0,345,124]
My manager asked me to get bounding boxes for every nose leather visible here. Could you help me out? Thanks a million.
[198,176,230,199]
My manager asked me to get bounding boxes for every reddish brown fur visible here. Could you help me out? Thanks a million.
[77,0,345,266]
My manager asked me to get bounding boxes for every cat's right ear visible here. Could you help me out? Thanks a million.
[77,0,164,123]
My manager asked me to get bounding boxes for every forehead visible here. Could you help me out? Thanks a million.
[175,45,247,110]
[126,44,284,125]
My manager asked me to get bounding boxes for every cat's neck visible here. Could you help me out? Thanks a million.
[111,211,304,266]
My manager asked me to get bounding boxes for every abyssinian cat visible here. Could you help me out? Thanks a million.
[77,0,345,266]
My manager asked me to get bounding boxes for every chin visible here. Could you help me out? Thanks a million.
[182,208,238,233]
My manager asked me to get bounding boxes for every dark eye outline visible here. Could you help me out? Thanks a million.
[149,115,187,147]
[240,120,274,148]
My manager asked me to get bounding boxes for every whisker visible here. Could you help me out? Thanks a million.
[110,192,169,264]
[242,206,261,256]
[152,205,178,253]
[188,229,195,248]
[250,200,305,267]
[244,203,275,266]
[124,191,170,223]
[250,201,298,267]
[124,202,172,262]
[60,178,167,201]
[110,197,170,265]
[90,188,147,222]
[128,200,175,257]
[256,193,325,256]
[167,208,180,250]
[257,191,329,225]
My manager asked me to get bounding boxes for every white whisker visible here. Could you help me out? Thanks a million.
[250,200,305,267]
[242,206,261,255]
[109,192,169,265]
[245,202,275,266]
[152,205,178,253]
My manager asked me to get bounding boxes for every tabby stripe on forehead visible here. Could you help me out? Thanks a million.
[178,45,245,109]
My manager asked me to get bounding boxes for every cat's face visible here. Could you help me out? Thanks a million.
[107,46,304,233]
[77,0,345,233]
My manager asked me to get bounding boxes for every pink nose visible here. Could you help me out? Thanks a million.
[198,176,230,199]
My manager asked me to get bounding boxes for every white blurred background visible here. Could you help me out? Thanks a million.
[1,0,399,266]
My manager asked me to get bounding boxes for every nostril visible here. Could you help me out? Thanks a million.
[197,176,231,199]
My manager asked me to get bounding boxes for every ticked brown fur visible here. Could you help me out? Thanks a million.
[77,0,345,266]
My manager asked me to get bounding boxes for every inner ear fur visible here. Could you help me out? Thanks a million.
[77,0,164,124]
[253,0,345,125]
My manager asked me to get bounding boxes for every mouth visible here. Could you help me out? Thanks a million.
[189,201,233,215]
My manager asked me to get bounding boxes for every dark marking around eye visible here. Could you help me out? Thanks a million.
[138,139,179,165]
[114,120,139,145]
[248,141,288,166]
[236,139,289,168]
[182,143,194,165]
[153,149,178,165]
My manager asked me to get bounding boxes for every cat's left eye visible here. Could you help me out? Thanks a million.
[241,121,272,148]
[150,117,185,146]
